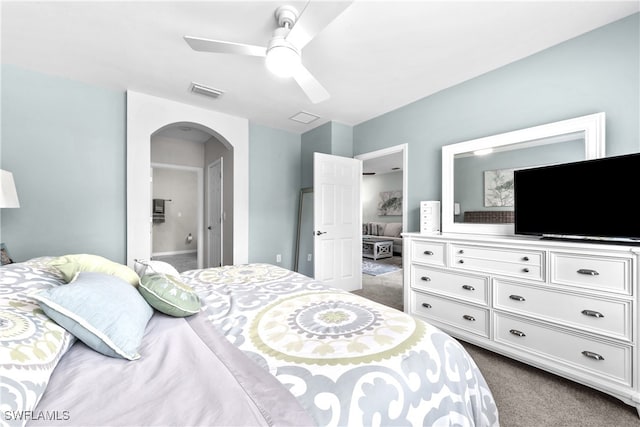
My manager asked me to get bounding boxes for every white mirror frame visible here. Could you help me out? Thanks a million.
[442,112,606,236]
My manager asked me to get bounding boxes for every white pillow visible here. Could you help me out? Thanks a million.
[134,259,180,278]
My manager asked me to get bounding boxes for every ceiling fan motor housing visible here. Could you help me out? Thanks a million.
[274,5,298,28]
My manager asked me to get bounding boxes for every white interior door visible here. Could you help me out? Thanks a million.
[208,159,222,267]
[313,153,362,291]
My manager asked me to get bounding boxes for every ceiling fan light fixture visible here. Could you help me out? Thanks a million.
[266,43,300,78]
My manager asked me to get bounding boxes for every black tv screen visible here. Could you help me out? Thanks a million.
[514,153,640,243]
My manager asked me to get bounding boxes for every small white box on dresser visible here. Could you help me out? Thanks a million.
[420,201,441,234]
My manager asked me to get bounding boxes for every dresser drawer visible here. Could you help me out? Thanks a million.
[413,292,489,337]
[452,244,543,265]
[551,252,632,294]
[411,240,446,266]
[495,313,632,387]
[412,266,489,305]
[452,244,544,281]
[494,280,631,341]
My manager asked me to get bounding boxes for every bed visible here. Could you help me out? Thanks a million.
[1,257,499,427]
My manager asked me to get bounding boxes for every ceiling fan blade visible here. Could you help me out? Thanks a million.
[286,1,353,49]
[292,64,330,104]
[184,36,266,57]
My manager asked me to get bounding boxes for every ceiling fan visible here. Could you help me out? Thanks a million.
[184,2,352,104]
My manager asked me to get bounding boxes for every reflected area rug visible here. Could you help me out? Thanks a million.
[362,259,401,276]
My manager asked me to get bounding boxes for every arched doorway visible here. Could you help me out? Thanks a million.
[126,91,249,267]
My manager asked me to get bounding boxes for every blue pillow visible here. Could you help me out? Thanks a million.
[32,272,153,360]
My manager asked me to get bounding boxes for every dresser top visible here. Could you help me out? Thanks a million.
[402,232,640,254]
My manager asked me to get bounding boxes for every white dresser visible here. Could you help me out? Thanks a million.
[403,232,640,415]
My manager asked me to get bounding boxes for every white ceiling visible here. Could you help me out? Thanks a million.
[1,1,638,134]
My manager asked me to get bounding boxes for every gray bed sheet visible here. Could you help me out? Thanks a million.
[30,312,313,427]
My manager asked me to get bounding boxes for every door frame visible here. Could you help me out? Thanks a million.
[207,158,223,267]
[151,162,204,269]
[354,143,409,235]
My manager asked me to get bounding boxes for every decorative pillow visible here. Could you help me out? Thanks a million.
[32,272,153,360]
[0,261,75,427]
[48,254,140,286]
[384,222,402,237]
[138,273,201,317]
[133,259,180,278]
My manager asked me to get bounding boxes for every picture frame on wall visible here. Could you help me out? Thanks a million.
[378,190,402,216]
[484,168,515,207]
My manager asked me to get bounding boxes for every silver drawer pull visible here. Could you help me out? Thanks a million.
[462,285,475,291]
[462,315,476,322]
[522,256,530,261]
[421,303,432,309]
[522,268,530,273]
[577,269,600,276]
[420,276,431,282]
[582,351,605,361]
[423,250,434,255]
[581,309,604,318]
[509,295,526,302]
[509,329,526,337]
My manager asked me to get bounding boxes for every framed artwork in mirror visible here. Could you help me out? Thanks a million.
[483,168,514,207]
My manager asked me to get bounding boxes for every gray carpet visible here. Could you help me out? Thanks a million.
[353,255,404,311]
[351,257,640,426]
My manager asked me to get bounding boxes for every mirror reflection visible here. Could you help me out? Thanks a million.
[453,131,585,225]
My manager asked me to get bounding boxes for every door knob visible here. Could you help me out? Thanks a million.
[315,231,327,236]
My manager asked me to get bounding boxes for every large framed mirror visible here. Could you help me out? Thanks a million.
[442,112,606,236]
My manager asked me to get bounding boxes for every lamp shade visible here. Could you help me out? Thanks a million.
[0,170,20,208]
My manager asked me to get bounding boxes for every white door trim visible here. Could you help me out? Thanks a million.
[151,162,204,269]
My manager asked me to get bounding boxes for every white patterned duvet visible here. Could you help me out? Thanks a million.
[183,263,500,426]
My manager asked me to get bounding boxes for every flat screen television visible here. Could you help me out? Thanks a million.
[514,152,640,244]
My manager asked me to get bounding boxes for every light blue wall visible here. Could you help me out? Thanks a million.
[300,122,332,188]
[331,122,354,158]
[300,121,354,188]
[353,13,640,232]
[248,123,301,269]
[1,65,127,262]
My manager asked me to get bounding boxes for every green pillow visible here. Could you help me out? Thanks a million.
[48,254,140,286]
[138,273,200,317]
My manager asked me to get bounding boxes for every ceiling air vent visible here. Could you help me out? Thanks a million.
[190,82,224,99]
[289,111,320,124]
